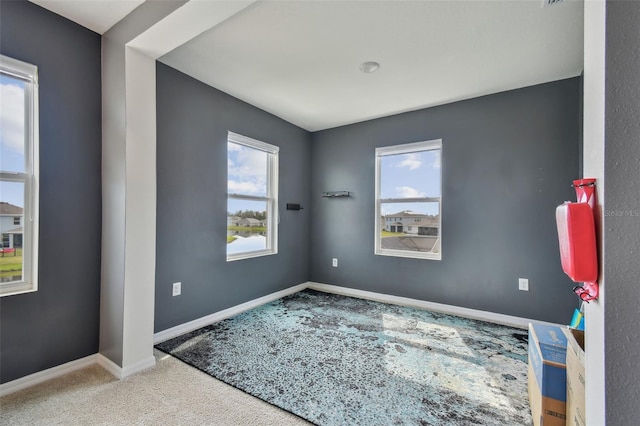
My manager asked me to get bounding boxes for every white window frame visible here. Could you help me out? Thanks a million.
[375,139,442,260]
[226,131,279,261]
[0,54,39,296]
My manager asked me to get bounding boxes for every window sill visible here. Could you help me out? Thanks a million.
[226,249,278,262]
[0,282,37,297]
[375,249,441,261]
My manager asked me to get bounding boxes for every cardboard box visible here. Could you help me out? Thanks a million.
[565,328,586,426]
[528,323,567,426]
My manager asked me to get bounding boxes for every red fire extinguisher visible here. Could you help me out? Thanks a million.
[555,178,599,302]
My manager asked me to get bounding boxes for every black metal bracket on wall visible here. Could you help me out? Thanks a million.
[286,203,303,210]
[321,191,351,198]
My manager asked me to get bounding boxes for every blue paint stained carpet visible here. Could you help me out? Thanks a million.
[156,290,532,425]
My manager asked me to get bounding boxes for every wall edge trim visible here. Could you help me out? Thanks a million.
[308,282,562,329]
[0,354,98,397]
[123,356,156,378]
[154,280,562,348]
[96,353,157,380]
[153,282,310,344]
[96,353,123,379]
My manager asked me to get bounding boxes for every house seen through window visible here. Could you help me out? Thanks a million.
[226,132,279,261]
[1,54,39,296]
[375,139,442,260]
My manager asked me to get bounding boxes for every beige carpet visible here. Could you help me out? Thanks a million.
[0,350,311,425]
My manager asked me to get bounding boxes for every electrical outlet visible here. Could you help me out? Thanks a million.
[332,258,338,267]
[518,278,529,291]
[172,282,182,296]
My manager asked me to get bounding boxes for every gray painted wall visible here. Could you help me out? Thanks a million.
[604,1,640,423]
[0,0,102,383]
[0,1,592,388]
[310,79,581,324]
[155,63,311,332]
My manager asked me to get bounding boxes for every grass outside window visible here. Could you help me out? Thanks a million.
[0,248,23,278]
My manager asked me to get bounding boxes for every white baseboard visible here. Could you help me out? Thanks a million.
[122,356,156,378]
[96,353,122,379]
[96,354,156,380]
[0,353,158,397]
[153,282,310,344]
[153,281,559,344]
[0,354,98,397]
[2,280,556,397]
[307,282,560,329]
[2,282,308,397]
[154,280,559,346]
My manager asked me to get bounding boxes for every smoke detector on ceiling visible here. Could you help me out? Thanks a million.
[359,62,380,74]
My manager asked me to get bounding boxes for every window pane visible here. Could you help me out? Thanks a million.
[0,181,25,283]
[380,150,440,199]
[0,74,26,173]
[0,180,25,210]
[227,142,267,197]
[376,140,442,260]
[1,55,37,295]
[226,132,278,261]
[380,202,440,253]
[227,198,268,255]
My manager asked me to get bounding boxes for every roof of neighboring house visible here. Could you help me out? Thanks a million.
[239,218,262,224]
[0,202,23,215]
[414,218,439,227]
[386,210,439,219]
[7,226,23,234]
[386,210,423,217]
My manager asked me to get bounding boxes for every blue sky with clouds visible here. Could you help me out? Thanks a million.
[225,142,441,217]
[0,73,26,208]
[227,142,268,215]
[380,150,441,216]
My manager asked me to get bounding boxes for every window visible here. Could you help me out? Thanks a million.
[1,54,39,296]
[375,139,442,260]
[226,132,278,261]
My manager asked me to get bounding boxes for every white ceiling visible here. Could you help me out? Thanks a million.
[30,0,144,34]
[28,0,584,132]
